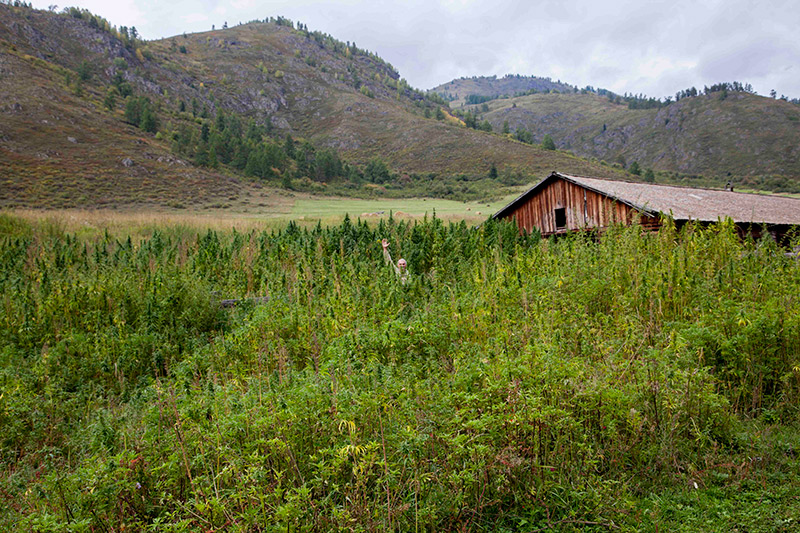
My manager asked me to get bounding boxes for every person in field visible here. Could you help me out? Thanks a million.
[382,238,408,283]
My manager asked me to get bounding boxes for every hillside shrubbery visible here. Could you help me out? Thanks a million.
[1,215,799,530]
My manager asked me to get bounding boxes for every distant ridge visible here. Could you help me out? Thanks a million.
[479,91,800,187]
[433,74,800,191]
[431,75,575,107]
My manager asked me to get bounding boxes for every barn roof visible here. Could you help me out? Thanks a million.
[494,172,800,226]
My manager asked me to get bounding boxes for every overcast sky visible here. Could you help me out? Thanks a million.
[31,0,800,99]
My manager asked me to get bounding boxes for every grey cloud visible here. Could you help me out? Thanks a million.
[701,41,788,80]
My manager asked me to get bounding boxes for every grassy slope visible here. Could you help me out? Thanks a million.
[0,9,282,210]
[0,6,624,209]
[478,91,800,179]
[145,22,623,177]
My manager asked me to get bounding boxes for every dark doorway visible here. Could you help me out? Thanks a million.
[555,208,566,229]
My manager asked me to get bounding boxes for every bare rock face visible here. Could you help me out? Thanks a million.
[121,157,134,167]
[270,116,291,130]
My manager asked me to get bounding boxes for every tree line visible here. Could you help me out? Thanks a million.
[168,108,397,187]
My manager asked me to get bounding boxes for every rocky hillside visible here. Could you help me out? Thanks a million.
[444,79,800,187]
[0,5,622,209]
[149,22,611,176]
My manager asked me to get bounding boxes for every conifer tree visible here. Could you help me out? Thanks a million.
[140,105,158,133]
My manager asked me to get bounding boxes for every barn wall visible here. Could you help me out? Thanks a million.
[508,178,660,235]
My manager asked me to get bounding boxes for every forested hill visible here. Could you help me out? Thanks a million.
[0,4,622,209]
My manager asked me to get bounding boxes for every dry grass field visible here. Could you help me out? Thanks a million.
[3,191,519,239]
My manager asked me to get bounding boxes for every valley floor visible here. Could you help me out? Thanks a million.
[4,193,514,238]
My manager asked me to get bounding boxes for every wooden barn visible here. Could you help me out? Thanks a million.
[493,171,800,241]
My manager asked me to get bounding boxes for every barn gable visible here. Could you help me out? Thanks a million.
[494,172,800,239]
[493,172,659,236]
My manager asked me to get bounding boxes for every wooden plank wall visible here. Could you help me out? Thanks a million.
[509,178,661,236]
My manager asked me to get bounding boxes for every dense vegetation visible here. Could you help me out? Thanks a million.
[1,213,799,531]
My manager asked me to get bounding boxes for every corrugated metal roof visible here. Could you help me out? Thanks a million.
[495,172,800,225]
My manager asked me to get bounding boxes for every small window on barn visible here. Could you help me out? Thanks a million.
[555,208,566,229]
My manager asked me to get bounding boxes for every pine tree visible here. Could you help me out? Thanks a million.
[515,128,533,144]
[140,105,158,133]
[365,157,390,183]
[103,89,116,111]
[464,111,477,129]
[124,96,144,126]
[284,134,295,159]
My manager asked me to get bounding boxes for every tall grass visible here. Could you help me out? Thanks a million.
[1,214,798,531]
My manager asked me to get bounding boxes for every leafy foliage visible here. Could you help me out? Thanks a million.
[1,215,799,530]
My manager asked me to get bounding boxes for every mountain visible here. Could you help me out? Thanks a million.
[0,5,622,209]
[438,77,800,191]
[0,7,264,210]
[431,75,575,107]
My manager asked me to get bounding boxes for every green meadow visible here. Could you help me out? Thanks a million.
[289,196,512,222]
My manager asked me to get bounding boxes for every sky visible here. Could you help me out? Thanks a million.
[30,0,800,100]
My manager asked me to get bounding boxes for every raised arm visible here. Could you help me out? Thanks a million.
[382,239,400,275]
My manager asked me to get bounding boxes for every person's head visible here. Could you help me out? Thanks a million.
[397,258,407,270]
